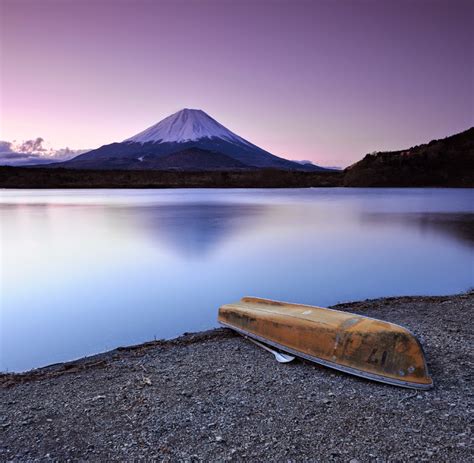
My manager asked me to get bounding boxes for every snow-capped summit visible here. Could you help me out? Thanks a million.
[125,108,251,146]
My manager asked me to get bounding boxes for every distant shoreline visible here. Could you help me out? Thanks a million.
[0,166,344,189]
[1,166,472,188]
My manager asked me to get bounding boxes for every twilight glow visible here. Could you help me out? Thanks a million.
[0,0,472,167]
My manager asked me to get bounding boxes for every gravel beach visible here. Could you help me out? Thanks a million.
[1,293,473,461]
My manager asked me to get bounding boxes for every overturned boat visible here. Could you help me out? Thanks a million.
[218,297,433,390]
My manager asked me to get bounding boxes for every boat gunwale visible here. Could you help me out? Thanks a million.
[219,321,434,390]
[236,297,415,332]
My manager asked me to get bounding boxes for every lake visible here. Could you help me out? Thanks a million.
[1,188,473,372]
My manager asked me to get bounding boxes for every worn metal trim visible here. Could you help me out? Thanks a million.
[220,321,434,390]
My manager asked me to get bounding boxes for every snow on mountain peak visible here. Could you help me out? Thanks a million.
[125,108,251,145]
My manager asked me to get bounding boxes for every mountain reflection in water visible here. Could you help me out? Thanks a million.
[109,203,271,257]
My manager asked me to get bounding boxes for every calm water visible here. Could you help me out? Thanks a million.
[1,188,473,372]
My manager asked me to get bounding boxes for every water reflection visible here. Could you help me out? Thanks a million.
[1,188,473,372]
[110,203,271,257]
[362,212,474,245]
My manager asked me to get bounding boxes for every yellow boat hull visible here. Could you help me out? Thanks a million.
[218,297,433,390]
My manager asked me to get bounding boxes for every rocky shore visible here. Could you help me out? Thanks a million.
[1,293,473,461]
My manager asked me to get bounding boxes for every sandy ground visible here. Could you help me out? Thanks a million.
[1,293,473,461]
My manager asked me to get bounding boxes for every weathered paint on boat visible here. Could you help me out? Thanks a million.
[218,297,433,389]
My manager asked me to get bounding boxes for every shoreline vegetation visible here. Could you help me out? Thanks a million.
[0,164,472,188]
[1,292,472,460]
[0,167,343,189]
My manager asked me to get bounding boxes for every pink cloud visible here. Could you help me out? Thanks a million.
[0,138,89,166]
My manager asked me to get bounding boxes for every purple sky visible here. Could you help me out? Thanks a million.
[1,0,472,166]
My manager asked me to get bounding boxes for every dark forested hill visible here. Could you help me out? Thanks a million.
[343,128,474,187]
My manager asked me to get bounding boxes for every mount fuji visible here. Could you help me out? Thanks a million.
[54,109,328,171]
